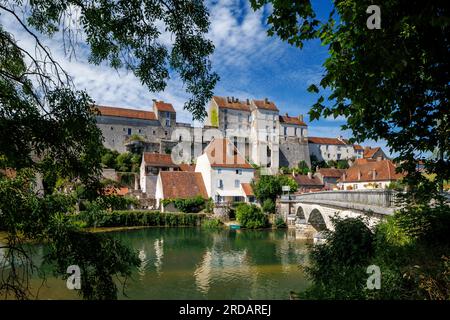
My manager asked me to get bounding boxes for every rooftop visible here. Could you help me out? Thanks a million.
[308,137,348,145]
[212,96,251,112]
[96,105,156,121]
[340,159,403,183]
[279,115,307,126]
[204,138,253,169]
[143,153,178,167]
[159,171,208,199]
[154,100,176,113]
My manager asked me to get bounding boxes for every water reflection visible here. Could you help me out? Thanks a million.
[4,228,311,300]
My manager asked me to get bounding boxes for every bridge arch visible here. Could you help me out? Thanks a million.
[296,206,306,223]
[308,209,328,232]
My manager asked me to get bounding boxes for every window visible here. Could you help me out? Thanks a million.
[165,131,168,136]
[248,115,251,122]
[123,128,126,132]
[127,128,132,135]
[284,127,287,136]
[217,179,223,188]
[179,135,182,142]
[153,130,156,135]
[110,127,113,130]
[165,112,171,126]
[236,169,242,175]
[138,129,142,133]
[295,128,297,136]
[234,179,240,188]
[337,154,341,160]
[238,113,242,121]
[218,169,222,174]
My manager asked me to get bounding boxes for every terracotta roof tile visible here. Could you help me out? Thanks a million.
[279,115,307,126]
[204,138,253,169]
[354,145,364,151]
[160,171,208,199]
[179,163,196,172]
[290,174,324,186]
[241,183,254,196]
[318,168,346,178]
[340,159,403,183]
[252,99,279,111]
[363,147,381,159]
[96,105,156,120]
[308,137,347,145]
[143,153,178,167]
[212,96,251,112]
[154,101,176,113]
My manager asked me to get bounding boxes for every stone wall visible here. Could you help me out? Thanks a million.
[279,138,311,168]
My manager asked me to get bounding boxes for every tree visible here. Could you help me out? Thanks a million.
[235,203,268,229]
[252,0,449,199]
[1,0,218,299]
[262,198,275,214]
[252,175,298,202]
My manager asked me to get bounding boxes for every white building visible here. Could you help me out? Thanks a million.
[195,138,255,204]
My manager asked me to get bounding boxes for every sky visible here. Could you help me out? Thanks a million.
[0,0,391,154]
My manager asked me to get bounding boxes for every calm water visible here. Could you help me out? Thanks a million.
[9,228,311,300]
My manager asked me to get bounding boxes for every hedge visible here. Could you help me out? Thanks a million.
[72,210,205,228]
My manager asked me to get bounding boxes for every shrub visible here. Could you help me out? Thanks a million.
[274,216,286,228]
[301,217,374,299]
[262,198,276,214]
[163,196,206,213]
[202,218,223,229]
[235,203,268,229]
[74,210,205,228]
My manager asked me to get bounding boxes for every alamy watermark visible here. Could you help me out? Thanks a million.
[366,5,381,29]
[366,264,381,290]
[66,265,81,290]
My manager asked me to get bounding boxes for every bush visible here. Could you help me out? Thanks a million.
[74,210,205,228]
[163,196,206,213]
[235,203,268,229]
[300,217,374,299]
[202,218,223,229]
[262,198,276,214]
[274,216,286,228]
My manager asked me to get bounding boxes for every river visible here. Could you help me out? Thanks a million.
[3,227,311,300]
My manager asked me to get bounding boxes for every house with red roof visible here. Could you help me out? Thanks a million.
[337,158,403,190]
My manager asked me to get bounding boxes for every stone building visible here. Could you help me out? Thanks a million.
[205,96,310,173]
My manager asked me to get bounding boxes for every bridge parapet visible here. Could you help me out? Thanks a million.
[281,190,402,208]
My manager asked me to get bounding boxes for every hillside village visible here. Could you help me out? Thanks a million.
[96,96,403,212]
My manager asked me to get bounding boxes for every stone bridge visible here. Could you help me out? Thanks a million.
[278,190,402,233]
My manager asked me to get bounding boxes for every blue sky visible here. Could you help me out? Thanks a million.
[0,0,390,154]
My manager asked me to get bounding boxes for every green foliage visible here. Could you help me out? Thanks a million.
[235,203,268,229]
[75,210,204,228]
[162,196,206,213]
[301,217,374,299]
[100,148,141,173]
[310,155,328,171]
[274,216,287,228]
[204,198,214,214]
[101,149,120,169]
[252,0,450,197]
[262,198,276,214]
[325,160,349,169]
[202,218,223,230]
[252,175,298,202]
[0,170,138,299]
[297,160,310,174]
[299,205,450,300]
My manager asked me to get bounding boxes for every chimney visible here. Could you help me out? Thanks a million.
[231,96,235,103]
[264,97,269,104]
[298,114,303,122]
[227,96,231,103]
[357,170,361,181]
[152,99,157,103]
[285,112,289,117]
[246,98,250,105]
[372,169,377,180]
[307,171,312,179]
[342,172,346,181]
